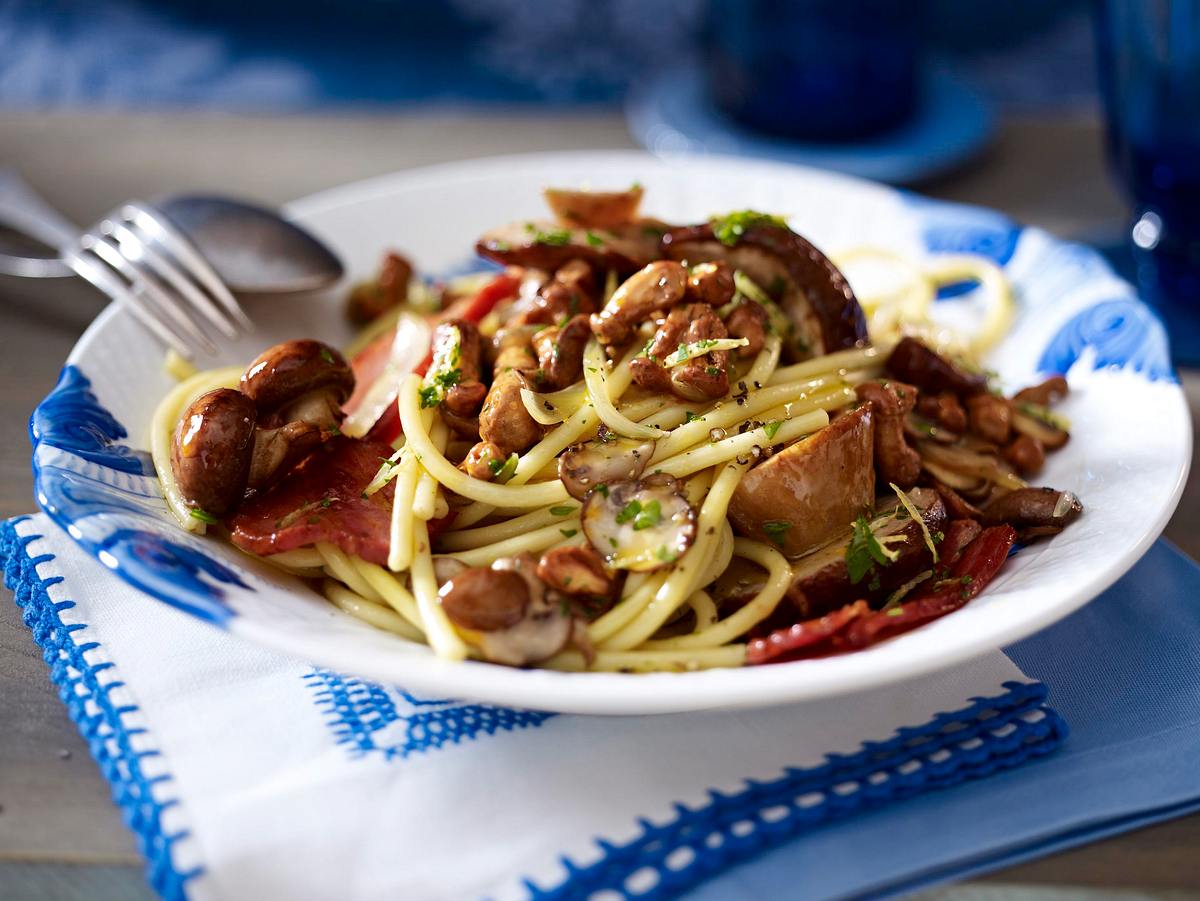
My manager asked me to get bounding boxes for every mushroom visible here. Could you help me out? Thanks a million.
[965,393,1012,445]
[981,487,1082,538]
[345,251,412,325]
[686,261,736,307]
[170,387,257,517]
[856,381,922,489]
[660,219,868,360]
[728,404,875,558]
[475,219,664,275]
[537,546,615,597]
[247,420,325,490]
[543,185,644,228]
[581,475,697,572]
[439,553,575,666]
[1013,375,1069,406]
[785,488,947,619]
[558,432,656,501]
[590,260,688,346]
[1010,405,1070,450]
[241,339,355,430]
[885,337,987,397]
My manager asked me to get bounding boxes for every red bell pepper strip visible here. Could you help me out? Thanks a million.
[354,272,520,443]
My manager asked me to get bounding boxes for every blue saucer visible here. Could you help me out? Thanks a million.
[626,63,994,185]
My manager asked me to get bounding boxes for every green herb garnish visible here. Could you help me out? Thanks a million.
[762,519,792,547]
[550,505,576,516]
[711,210,788,246]
[633,500,661,531]
[845,515,903,584]
[762,420,782,440]
[560,528,578,538]
[585,230,603,248]
[616,499,642,525]
[189,508,219,525]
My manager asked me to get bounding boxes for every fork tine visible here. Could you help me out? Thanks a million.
[85,232,219,355]
[62,246,193,358]
[106,219,240,340]
[123,201,255,333]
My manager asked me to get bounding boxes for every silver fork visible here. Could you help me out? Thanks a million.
[62,202,254,358]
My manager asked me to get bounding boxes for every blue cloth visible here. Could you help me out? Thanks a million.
[686,539,1200,899]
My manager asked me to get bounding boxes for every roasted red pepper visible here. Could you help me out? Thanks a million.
[746,600,869,665]
[747,524,1016,665]
[842,524,1016,649]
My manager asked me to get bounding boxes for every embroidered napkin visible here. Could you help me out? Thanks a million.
[3,513,1068,900]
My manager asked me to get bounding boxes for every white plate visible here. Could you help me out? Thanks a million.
[32,151,1191,715]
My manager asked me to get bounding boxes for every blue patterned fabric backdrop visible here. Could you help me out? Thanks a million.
[0,0,1095,109]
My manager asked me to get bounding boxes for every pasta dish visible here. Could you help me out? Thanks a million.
[153,185,1081,672]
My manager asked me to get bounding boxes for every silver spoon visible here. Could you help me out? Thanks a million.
[0,170,343,293]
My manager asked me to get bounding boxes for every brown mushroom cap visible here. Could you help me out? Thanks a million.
[171,388,257,516]
[439,567,530,632]
[660,222,868,357]
[240,340,355,415]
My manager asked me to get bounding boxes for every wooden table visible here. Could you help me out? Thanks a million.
[2,112,1198,900]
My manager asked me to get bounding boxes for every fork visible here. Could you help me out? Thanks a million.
[62,202,254,359]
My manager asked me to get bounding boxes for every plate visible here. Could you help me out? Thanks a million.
[31,151,1191,715]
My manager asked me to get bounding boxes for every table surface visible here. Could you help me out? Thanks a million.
[1,112,1199,901]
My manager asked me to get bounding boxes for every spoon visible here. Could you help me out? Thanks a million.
[0,171,343,293]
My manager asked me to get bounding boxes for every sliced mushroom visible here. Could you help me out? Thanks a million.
[590,260,688,346]
[981,487,1082,537]
[479,326,542,457]
[582,475,697,571]
[661,220,867,359]
[241,339,355,429]
[728,404,874,558]
[1003,433,1046,476]
[916,391,967,434]
[430,319,488,417]
[475,219,664,275]
[171,387,257,517]
[440,567,530,632]
[558,433,655,500]
[885,337,987,397]
[543,185,644,228]
[785,488,947,619]
[530,314,591,390]
[965,393,1011,445]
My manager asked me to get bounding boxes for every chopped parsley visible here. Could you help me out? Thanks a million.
[418,385,441,408]
[318,347,336,365]
[762,420,782,440]
[845,515,903,584]
[560,528,578,538]
[585,230,604,248]
[705,365,721,377]
[633,500,662,531]
[525,222,573,246]
[762,520,792,547]
[595,484,609,498]
[487,453,519,482]
[711,210,788,246]
[491,239,511,252]
[550,505,576,516]
[685,410,703,423]
[433,368,462,389]
[189,508,219,525]
[655,545,677,563]
[615,499,642,525]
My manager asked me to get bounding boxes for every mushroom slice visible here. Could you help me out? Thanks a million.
[558,433,656,501]
[543,185,644,228]
[171,387,257,517]
[475,219,664,275]
[582,475,696,571]
[728,405,875,558]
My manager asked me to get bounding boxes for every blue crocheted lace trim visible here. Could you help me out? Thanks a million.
[304,667,555,760]
[527,681,1067,900]
[2,516,200,901]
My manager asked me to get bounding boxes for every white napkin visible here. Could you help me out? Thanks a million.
[6,514,1054,901]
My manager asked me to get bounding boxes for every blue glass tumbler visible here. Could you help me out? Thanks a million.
[704,0,923,142]
[1095,0,1200,363]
